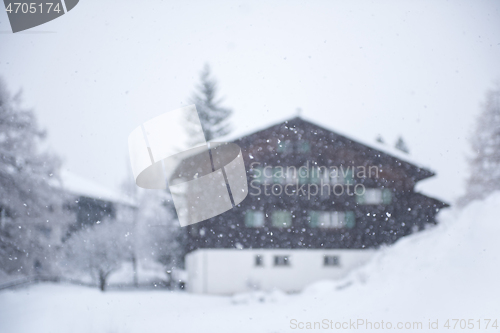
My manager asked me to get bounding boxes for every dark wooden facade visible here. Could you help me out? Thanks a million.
[181,117,448,253]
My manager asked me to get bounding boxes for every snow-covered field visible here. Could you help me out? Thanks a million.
[1,194,499,333]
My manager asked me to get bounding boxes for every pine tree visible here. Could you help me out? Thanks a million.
[0,77,65,276]
[188,64,232,142]
[460,84,500,204]
[395,136,410,154]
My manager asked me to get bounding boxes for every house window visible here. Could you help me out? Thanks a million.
[330,166,353,185]
[309,211,330,228]
[272,167,285,184]
[321,168,330,184]
[285,167,297,184]
[310,166,321,184]
[356,188,392,205]
[245,210,265,227]
[297,141,310,153]
[274,255,290,266]
[344,211,356,228]
[382,188,392,204]
[255,255,264,267]
[0,209,7,228]
[278,141,309,153]
[343,169,353,184]
[324,255,340,266]
[298,167,309,184]
[309,211,355,229]
[251,167,264,183]
[271,210,292,228]
[251,166,276,184]
[277,141,293,154]
[329,167,352,185]
[330,211,344,228]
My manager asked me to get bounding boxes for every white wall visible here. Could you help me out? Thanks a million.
[185,249,374,294]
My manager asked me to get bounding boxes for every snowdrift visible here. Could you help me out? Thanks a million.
[300,191,500,325]
[1,193,499,333]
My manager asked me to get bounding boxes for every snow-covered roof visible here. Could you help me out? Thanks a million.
[217,115,435,174]
[57,170,136,206]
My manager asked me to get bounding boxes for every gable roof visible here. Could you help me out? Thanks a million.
[221,116,435,181]
[57,170,136,206]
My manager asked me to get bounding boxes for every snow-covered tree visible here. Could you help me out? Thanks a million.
[188,64,232,142]
[0,77,66,276]
[63,221,131,291]
[120,168,183,287]
[460,84,500,204]
[135,189,183,287]
[395,136,410,154]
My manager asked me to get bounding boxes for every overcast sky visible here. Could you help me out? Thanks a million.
[1,0,499,203]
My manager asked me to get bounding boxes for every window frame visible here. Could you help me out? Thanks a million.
[255,254,264,267]
[245,210,265,228]
[323,255,340,267]
[297,141,310,153]
[274,255,290,267]
[277,140,293,154]
[271,210,292,228]
[308,210,355,229]
[356,188,392,205]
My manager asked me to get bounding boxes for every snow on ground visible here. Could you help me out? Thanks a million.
[107,261,169,286]
[1,193,499,333]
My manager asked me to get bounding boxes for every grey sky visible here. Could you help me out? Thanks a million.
[1,0,499,203]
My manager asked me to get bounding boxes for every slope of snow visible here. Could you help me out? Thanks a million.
[0,193,499,333]
[299,191,500,323]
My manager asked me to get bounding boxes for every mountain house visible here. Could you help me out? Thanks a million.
[182,117,448,294]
